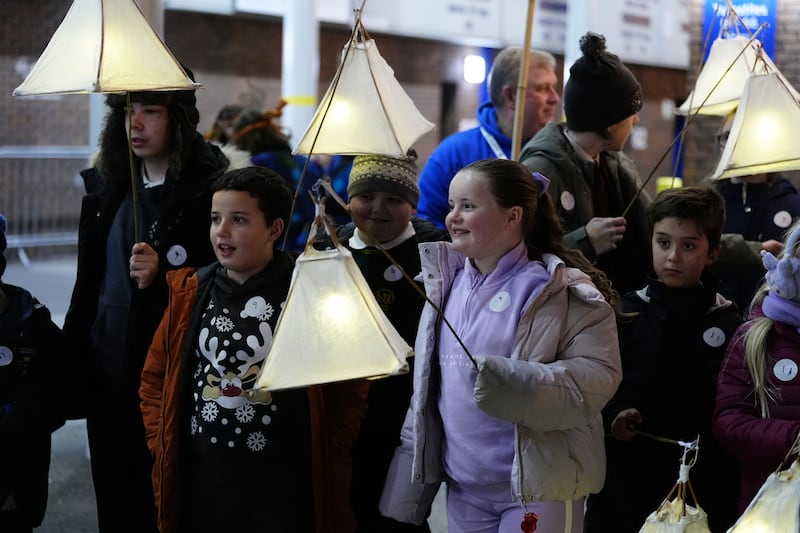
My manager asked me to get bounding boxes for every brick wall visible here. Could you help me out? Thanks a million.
[1,0,89,147]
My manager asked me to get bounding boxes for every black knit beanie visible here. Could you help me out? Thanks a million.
[348,150,420,208]
[564,32,642,132]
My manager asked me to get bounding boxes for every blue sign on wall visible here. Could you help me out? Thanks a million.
[702,0,776,61]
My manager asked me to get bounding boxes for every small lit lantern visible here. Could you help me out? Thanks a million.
[639,437,711,533]
[13,0,196,96]
[12,0,198,239]
[255,204,411,391]
[711,72,800,180]
[676,35,759,117]
[292,20,434,158]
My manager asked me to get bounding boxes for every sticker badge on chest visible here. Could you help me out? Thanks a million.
[489,291,511,312]
[560,191,576,211]
[0,346,13,366]
[166,244,187,266]
[702,326,726,348]
[384,265,403,282]
[774,359,798,382]
[774,210,793,229]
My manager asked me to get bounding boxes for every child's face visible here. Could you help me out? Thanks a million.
[349,191,415,244]
[125,103,170,160]
[446,169,523,274]
[652,217,719,289]
[210,190,283,285]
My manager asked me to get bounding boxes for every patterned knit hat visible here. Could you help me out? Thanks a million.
[564,32,642,132]
[0,213,7,279]
[347,150,420,207]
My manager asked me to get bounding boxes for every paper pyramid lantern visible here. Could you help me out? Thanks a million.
[711,72,800,180]
[13,0,197,96]
[676,35,759,116]
[677,35,800,117]
[293,37,434,157]
[255,244,410,391]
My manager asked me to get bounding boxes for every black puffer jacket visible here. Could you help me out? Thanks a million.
[0,285,67,528]
[586,277,741,533]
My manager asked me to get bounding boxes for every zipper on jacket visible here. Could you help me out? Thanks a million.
[514,423,529,505]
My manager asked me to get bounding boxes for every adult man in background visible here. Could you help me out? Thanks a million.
[417,47,560,228]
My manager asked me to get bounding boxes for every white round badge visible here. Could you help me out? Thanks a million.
[167,244,188,266]
[773,358,798,382]
[384,265,403,282]
[0,346,12,366]
[560,191,576,211]
[702,327,726,348]
[489,291,511,312]
[774,210,792,229]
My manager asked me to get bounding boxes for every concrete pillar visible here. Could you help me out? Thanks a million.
[282,0,320,147]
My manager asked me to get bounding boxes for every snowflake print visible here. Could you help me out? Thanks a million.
[216,315,234,333]
[201,402,219,422]
[206,300,214,310]
[236,403,255,423]
[259,302,274,322]
[190,416,198,435]
[247,431,267,451]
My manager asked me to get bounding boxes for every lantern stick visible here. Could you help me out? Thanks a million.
[621,24,766,218]
[511,0,536,160]
[281,0,368,251]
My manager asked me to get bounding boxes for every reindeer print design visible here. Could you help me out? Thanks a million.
[191,293,283,452]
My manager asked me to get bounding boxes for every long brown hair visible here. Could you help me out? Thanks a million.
[461,159,619,308]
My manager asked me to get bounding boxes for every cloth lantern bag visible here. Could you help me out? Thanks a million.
[727,433,800,532]
[639,437,712,533]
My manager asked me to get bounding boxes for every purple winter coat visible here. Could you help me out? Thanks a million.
[713,304,800,513]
